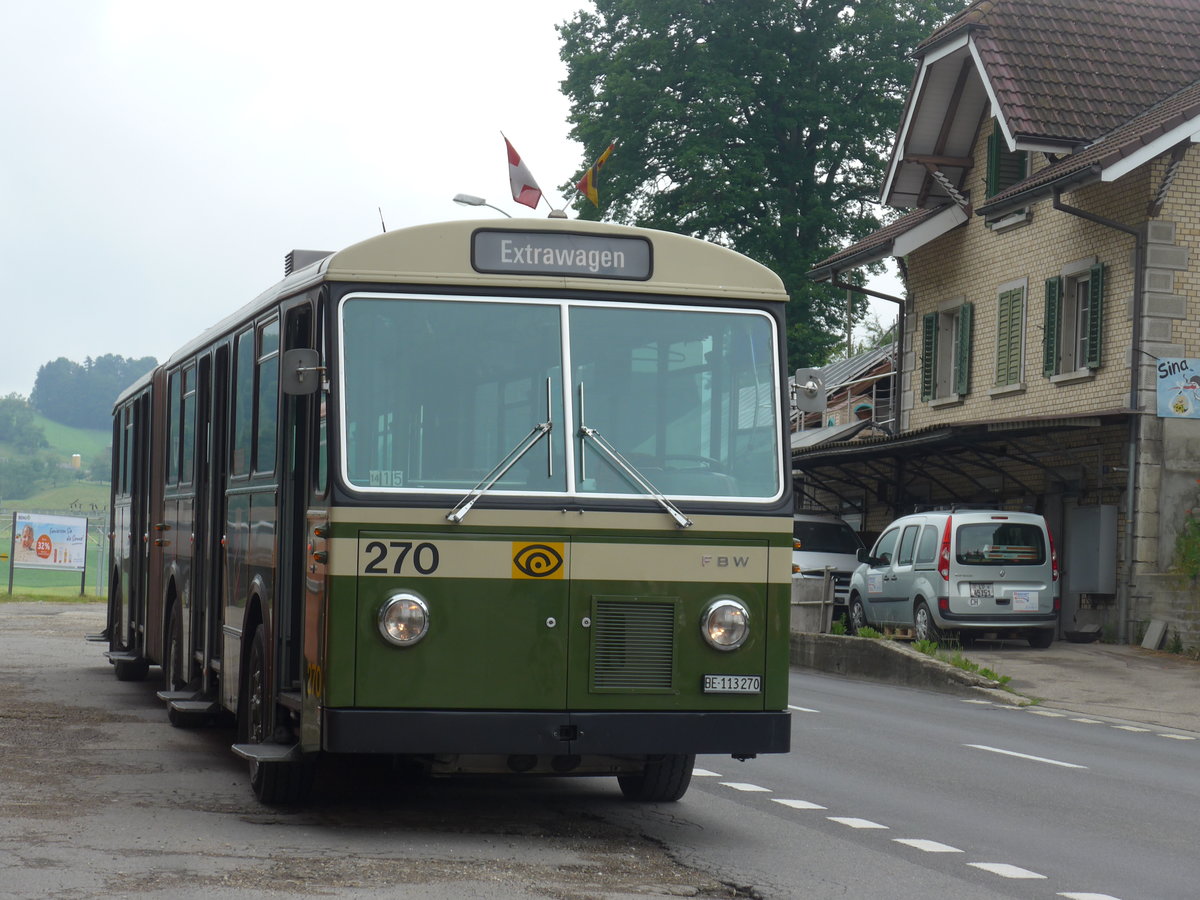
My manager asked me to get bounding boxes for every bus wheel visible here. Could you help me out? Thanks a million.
[618,753,695,802]
[114,657,150,682]
[241,627,315,805]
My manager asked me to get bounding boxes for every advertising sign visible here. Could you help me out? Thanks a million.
[11,513,88,572]
[1155,358,1200,418]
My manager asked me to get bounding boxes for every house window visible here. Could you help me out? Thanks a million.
[1043,262,1104,376]
[921,303,973,402]
[994,281,1026,388]
[986,119,1028,197]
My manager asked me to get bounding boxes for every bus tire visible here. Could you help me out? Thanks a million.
[114,657,150,682]
[242,627,315,805]
[618,753,695,802]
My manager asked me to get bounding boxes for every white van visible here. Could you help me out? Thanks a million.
[846,509,1059,647]
[792,513,865,609]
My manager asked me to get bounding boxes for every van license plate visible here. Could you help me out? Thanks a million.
[969,583,994,598]
[703,674,762,694]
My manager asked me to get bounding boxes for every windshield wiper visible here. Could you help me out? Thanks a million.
[579,425,693,529]
[446,421,552,525]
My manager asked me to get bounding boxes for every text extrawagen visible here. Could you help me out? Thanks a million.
[847,509,1059,647]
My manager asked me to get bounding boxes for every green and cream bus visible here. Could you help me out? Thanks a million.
[102,217,793,804]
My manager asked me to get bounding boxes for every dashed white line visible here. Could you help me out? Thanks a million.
[1071,717,1103,724]
[893,838,961,853]
[720,782,771,792]
[828,816,887,829]
[771,798,826,810]
[1029,709,1067,717]
[1058,893,1123,899]
[1158,733,1196,741]
[788,704,820,712]
[1112,725,1151,733]
[968,862,1046,879]
[691,768,722,777]
[965,743,1087,768]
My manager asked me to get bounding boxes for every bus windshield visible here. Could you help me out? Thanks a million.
[339,294,781,501]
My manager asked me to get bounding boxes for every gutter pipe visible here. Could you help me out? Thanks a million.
[1052,188,1144,644]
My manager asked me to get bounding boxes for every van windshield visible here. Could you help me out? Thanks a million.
[955,522,1045,565]
[793,521,862,554]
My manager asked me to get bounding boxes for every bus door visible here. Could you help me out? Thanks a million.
[277,305,313,700]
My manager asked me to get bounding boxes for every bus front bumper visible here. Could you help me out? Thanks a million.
[322,709,791,756]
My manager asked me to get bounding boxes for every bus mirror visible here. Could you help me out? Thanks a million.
[793,368,826,414]
[281,348,324,395]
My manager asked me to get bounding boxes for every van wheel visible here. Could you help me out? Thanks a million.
[1027,630,1054,649]
[848,595,868,635]
[914,600,941,643]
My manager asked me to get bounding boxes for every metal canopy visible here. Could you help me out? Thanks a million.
[792,411,1132,520]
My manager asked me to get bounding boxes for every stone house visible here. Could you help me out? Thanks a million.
[801,0,1200,644]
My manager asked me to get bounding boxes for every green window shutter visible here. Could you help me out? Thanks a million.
[954,302,973,396]
[995,289,1023,386]
[986,119,1027,197]
[921,312,938,401]
[1085,264,1104,368]
[1043,277,1062,377]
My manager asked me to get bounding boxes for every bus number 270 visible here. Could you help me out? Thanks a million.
[361,541,440,575]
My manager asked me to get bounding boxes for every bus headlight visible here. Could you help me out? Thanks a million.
[378,592,430,646]
[701,597,749,650]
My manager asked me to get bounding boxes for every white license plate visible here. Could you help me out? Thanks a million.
[703,674,762,694]
[969,583,994,599]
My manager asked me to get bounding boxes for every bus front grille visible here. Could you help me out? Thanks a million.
[590,597,676,692]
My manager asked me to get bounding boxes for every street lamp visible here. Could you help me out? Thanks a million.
[452,193,512,218]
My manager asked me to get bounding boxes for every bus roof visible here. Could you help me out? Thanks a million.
[120,218,788,406]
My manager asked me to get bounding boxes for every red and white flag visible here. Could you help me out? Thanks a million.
[504,136,543,209]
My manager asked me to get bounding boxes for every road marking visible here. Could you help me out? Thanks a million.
[771,799,826,810]
[968,862,1046,879]
[827,817,887,829]
[1071,717,1103,724]
[1058,893,1123,899]
[691,768,722,777]
[1028,709,1067,717]
[964,744,1087,769]
[959,698,992,704]
[1112,725,1151,733]
[720,782,771,792]
[788,704,820,712]
[1158,733,1196,741]
[893,838,961,853]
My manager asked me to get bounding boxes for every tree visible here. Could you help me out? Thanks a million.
[0,394,47,453]
[558,0,964,369]
[31,354,157,429]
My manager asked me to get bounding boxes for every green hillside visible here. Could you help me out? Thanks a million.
[32,413,111,470]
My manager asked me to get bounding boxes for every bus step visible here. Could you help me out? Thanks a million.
[231,742,300,764]
[85,630,109,643]
[106,651,141,663]
[156,690,198,703]
[278,690,302,711]
[168,699,220,715]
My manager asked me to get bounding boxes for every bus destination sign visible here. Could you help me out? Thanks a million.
[472,229,652,280]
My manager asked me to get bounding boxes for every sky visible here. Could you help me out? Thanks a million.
[0,1,897,400]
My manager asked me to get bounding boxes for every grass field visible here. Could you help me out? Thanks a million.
[2,483,111,600]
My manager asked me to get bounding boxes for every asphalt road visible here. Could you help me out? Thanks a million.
[4,602,1197,899]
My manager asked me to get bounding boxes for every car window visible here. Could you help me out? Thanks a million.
[914,524,940,565]
[793,521,863,554]
[896,524,920,565]
[871,528,899,567]
[955,522,1046,565]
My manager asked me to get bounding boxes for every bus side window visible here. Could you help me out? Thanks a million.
[255,319,280,476]
[167,370,180,485]
[232,328,254,477]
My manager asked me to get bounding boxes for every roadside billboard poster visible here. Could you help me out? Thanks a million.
[11,513,88,572]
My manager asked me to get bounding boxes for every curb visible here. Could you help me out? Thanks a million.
[789,632,1027,706]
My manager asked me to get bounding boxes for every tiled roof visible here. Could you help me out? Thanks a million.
[920,0,1200,144]
[808,206,944,276]
[979,77,1200,216]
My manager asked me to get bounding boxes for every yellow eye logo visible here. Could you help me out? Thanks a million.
[512,542,565,579]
